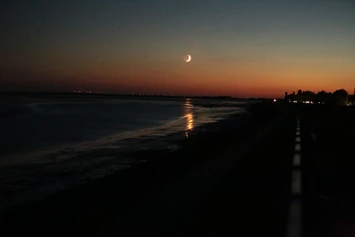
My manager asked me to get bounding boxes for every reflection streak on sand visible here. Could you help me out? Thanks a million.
[184,99,194,138]
[186,113,193,131]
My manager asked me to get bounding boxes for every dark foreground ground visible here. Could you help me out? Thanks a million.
[301,105,355,237]
[1,102,355,237]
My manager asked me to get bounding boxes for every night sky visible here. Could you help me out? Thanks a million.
[1,0,355,97]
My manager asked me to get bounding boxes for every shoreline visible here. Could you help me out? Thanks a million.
[0,98,246,159]
[0,102,250,210]
[0,102,282,234]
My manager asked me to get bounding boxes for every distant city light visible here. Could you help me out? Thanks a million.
[273,99,276,102]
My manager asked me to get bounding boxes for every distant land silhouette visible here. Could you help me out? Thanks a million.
[0,91,272,102]
[284,89,353,106]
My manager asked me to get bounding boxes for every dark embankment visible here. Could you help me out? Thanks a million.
[1,101,290,236]
[301,105,355,237]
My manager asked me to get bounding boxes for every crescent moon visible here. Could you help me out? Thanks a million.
[186,55,191,62]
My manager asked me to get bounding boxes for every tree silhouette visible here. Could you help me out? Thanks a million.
[297,90,303,101]
[332,89,348,105]
[284,88,349,105]
[315,90,330,103]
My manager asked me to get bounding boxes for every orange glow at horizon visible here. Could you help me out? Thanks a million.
[2,62,354,98]
[2,48,354,98]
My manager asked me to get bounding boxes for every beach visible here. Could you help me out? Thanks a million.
[1,99,287,236]
[0,94,251,209]
[4,99,355,237]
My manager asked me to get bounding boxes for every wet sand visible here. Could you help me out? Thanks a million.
[1,101,289,236]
